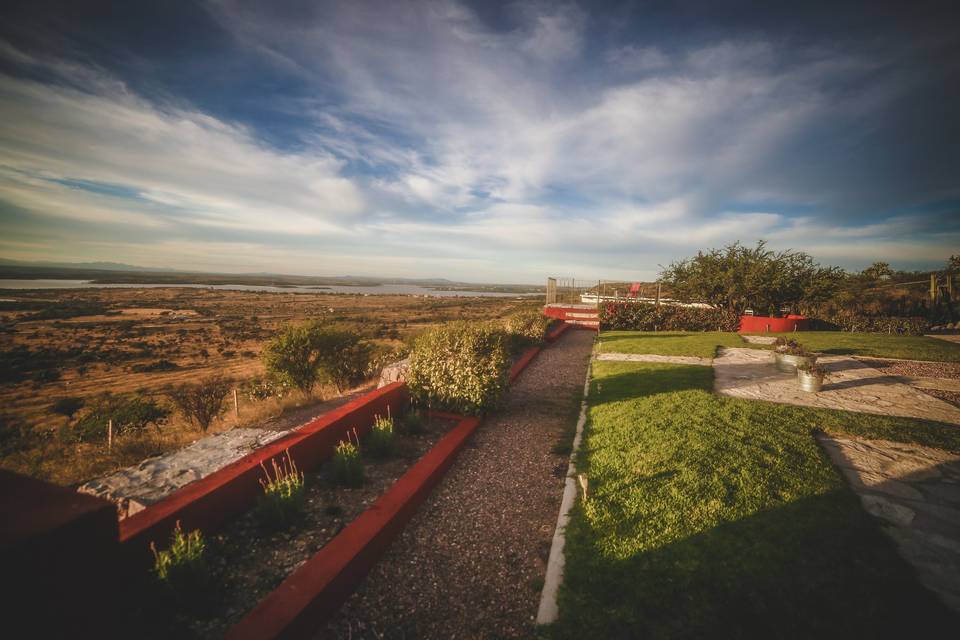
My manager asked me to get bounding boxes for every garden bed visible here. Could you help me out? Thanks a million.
[132,415,458,639]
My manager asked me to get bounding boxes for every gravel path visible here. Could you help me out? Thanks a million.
[320,328,595,639]
[860,359,960,408]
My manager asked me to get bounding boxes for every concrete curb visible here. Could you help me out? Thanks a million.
[536,358,592,625]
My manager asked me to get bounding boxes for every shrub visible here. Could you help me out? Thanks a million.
[329,432,364,486]
[73,394,171,442]
[257,450,305,528]
[132,359,179,373]
[400,409,426,435]
[600,302,740,332]
[365,412,397,458]
[241,375,292,401]
[406,321,509,415]
[151,521,209,604]
[810,313,930,336]
[167,376,232,433]
[0,413,35,456]
[506,310,550,343]
[51,396,84,418]
[262,321,369,393]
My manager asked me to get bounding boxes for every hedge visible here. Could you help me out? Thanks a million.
[810,314,931,336]
[600,302,740,332]
[406,321,510,415]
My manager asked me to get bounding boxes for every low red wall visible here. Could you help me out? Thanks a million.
[120,382,409,567]
[1,469,122,636]
[546,321,571,343]
[738,315,809,333]
[226,411,482,640]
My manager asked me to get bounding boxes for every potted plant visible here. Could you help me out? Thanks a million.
[773,338,818,373]
[796,361,827,392]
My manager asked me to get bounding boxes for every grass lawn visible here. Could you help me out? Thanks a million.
[749,331,960,362]
[597,331,746,358]
[552,361,960,639]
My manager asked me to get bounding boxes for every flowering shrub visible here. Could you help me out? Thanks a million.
[365,412,397,458]
[406,321,509,415]
[810,313,930,336]
[330,431,364,486]
[257,450,305,528]
[600,302,740,332]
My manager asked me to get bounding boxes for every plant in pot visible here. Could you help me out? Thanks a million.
[773,339,818,373]
[796,361,827,392]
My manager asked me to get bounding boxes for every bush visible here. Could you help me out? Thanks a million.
[810,313,930,336]
[257,450,305,529]
[241,375,292,401]
[330,435,364,487]
[262,321,369,393]
[600,302,740,332]
[151,521,209,607]
[73,394,171,442]
[132,359,179,373]
[167,376,232,433]
[506,310,550,343]
[400,409,426,435]
[365,413,396,458]
[406,321,509,415]
[51,396,84,418]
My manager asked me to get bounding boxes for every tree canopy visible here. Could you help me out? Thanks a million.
[658,241,844,316]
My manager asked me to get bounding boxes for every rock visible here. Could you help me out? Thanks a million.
[378,356,411,388]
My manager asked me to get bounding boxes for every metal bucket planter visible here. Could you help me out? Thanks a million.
[775,352,817,373]
[797,368,824,392]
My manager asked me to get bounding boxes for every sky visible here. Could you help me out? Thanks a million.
[0,0,958,284]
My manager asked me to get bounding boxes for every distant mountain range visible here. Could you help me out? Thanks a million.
[0,258,539,291]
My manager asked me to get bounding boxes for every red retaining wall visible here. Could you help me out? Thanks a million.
[738,315,810,333]
[226,411,481,640]
[546,321,571,343]
[119,382,409,567]
[1,469,122,636]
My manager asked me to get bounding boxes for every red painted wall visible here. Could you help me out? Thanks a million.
[120,382,409,567]
[738,315,809,333]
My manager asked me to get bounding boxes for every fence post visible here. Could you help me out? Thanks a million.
[107,419,113,451]
[234,389,240,421]
[931,273,937,302]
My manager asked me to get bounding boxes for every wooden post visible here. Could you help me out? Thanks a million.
[655,283,661,309]
[107,419,113,451]
[234,389,240,421]
[948,274,954,301]
[931,273,938,302]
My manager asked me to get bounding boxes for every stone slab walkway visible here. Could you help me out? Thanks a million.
[596,352,712,366]
[320,329,595,639]
[817,433,960,612]
[713,347,960,426]
[740,334,777,344]
[929,334,960,344]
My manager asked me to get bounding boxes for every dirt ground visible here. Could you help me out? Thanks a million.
[0,287,538,486]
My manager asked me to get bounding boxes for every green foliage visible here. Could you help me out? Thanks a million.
[407,321,509,415]
[257,450,305,528]
[659,240,844,316]
[860,261,894,280]
[365,412,397,458]
[51,396,84,418]
[597,331,746,359]
[400,409,426,435]
[506,309,550,343]
[72,394,170,442]
[797,361,827,377]
[167,376,231,433]
[241,375,292,401]
[262,321,369,393]
[948,255,960,273]
[754,331,960,362]
[330,432,364,486]
[151,521,208,600]
[600,302,740,331]
[811,313,930,335]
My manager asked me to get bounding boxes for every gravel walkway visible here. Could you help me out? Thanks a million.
[320,328,595,639]
[858,358,960,408]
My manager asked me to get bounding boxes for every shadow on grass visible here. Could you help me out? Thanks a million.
[555,487,958,639]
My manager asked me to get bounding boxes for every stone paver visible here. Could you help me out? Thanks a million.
[928,334,960,344]
[817,433,960,612]
[596,352,712,366]
[740,334,777,344]
[713,347,960,426]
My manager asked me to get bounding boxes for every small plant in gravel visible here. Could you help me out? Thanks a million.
[365,411,397,459]
[330,430,364,486]
[400,408,426,435]
[257,450,306,528]
[151,521,210,607]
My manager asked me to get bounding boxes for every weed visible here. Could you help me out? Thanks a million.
[365,410,397,459]
[151,521,210,610]
[330,429,364,486]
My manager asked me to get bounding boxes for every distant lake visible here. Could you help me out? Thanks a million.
[0,279,541,298]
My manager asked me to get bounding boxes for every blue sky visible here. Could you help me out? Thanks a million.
[0,0,958,284]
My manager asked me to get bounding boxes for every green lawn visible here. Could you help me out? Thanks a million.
[552,361,960,639]
[748,331,960,362]
[597,331,746,358]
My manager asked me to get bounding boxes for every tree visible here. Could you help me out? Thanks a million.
[947,255,960,273]
[167,376,232,433]
[659,240,843,316]
[73,394,171,442]
[262,321,368,393]
[861,262,894,280]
